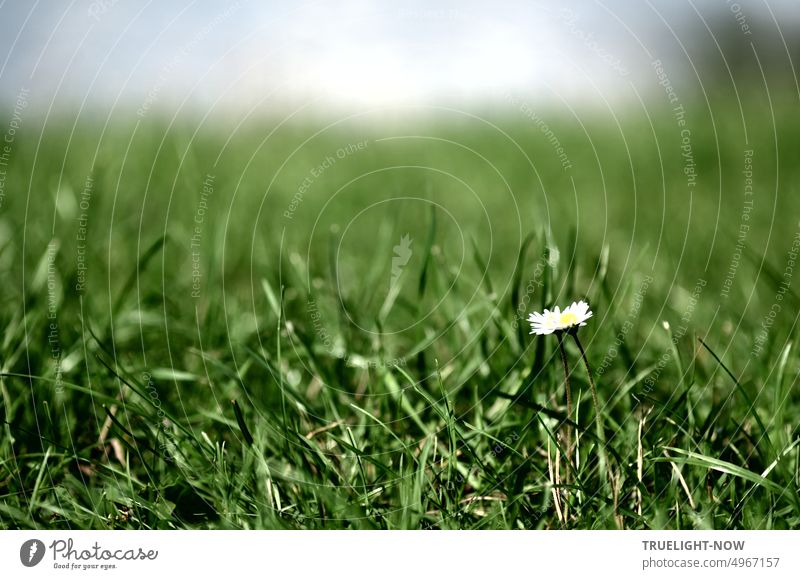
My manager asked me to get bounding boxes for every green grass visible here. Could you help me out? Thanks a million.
[1,97,800,529]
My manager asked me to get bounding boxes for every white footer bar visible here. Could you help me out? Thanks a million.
[1,530,797,578]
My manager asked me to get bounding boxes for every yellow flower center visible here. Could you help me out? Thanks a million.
[559,312,578,326]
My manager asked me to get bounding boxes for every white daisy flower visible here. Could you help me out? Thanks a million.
[528,300,593,335]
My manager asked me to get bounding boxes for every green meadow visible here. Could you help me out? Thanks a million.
[1,93,799,529]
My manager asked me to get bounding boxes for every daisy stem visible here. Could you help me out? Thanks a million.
[556,332,573,494]
[570,335,601,435]
[571,333,611,490]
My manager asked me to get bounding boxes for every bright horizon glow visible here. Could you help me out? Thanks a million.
[0,0,798,112]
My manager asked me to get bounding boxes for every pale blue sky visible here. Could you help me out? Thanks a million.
[1,0,797,113]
